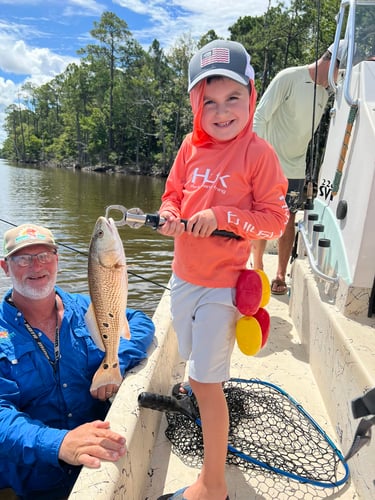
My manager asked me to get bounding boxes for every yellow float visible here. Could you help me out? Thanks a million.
[255,269,271,308]
[235,315,262,356]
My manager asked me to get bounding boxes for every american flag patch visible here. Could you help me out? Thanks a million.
[201,47,230,67]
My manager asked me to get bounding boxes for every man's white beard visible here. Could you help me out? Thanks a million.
[12,279,55,300]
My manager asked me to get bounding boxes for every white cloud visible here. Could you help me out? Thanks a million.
[114,0,150,15]
[0,78,18,145]
[63,0,107,17]
[0,35,78,147]
[116,0,270,45]
[0,78,17,108]
[0,38,77,78]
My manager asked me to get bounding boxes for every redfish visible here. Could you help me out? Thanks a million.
[85,216,130,395]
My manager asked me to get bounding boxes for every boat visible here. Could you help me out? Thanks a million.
[289,0,375,498]
[69,1,374,498]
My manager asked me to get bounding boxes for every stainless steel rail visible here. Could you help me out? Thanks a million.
[297,221,339,285]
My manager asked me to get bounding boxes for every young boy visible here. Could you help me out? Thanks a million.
[158,40,288,500]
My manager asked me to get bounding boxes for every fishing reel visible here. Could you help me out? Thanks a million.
[105,205,164,230]
[104,204,241,240]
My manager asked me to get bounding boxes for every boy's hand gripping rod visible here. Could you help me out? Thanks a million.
[105,205,242,240]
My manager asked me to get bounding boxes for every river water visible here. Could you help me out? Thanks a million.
[0,159,174,317]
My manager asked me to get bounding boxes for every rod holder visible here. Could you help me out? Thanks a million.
[303,208,315,226]
[312,224,325,258]
[318,238,331,274]
[307,213,319,243]
[296,221,338,285]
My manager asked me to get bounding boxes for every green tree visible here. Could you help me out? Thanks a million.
[78,11,133,159]
[229,0,340,96]
[198,30,220,48]
[0,3,343,175]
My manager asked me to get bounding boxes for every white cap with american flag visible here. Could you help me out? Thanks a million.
[188,40,254,92]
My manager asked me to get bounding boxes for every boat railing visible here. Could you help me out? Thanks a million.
[329,0,359,106]
[297,220,339,285]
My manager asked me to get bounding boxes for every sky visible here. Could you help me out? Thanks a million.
[0,0,275,147]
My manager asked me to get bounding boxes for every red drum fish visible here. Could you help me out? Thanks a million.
[85,216,130,395]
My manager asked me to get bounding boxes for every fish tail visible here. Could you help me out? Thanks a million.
[90,360,123,392]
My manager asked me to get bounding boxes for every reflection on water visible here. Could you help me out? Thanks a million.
[0,160,174,317]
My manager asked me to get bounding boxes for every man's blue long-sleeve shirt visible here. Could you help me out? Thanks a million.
[0,286,155,498]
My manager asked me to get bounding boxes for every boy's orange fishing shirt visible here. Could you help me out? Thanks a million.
[160,79,289,288]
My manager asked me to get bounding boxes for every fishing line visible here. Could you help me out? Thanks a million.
[0,218,171,291]
[305,0,322,210]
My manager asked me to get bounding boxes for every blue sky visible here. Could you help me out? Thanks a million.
[0,0,273,145]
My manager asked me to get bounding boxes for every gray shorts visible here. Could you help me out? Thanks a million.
[286,178,305,213]
[170,274,240,383]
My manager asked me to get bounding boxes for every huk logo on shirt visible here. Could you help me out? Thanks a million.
[191,168,230,194]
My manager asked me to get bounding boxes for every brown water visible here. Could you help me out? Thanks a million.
[0,159,174,317]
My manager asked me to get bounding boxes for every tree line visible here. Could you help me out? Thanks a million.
[0,0,340,176]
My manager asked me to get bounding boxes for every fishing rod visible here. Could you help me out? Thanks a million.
[304,0,322,211]
[331,103,358,197]
[0,217,170,291]
[105,205,242,240]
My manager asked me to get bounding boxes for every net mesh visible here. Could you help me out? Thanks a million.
[165,379,348,487]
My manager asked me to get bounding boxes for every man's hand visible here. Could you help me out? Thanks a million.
[59,421,126,468]
[90,383,119,401]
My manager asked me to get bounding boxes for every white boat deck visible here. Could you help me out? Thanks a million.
[68,249,372,500]
[143,253,359,500]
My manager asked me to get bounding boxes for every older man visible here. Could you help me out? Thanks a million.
[0,223,155,499]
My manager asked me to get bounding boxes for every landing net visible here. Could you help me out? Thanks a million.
[165,378,349,488]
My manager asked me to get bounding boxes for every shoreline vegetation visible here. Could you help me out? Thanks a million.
[50,160,157,176]
[0,2,339,178]
[2,157,165,177]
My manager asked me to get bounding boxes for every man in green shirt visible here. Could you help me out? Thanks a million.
[252,43,343,294]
